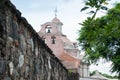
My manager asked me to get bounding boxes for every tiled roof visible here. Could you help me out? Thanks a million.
[59,52,80,69]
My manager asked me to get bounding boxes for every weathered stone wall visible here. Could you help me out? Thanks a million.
[68,72,79,80]
[0,0,68,80]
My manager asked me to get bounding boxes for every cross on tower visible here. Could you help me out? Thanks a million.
[54,8,57,17]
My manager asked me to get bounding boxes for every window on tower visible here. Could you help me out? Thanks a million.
[51,36,56,44]
[73,42,78,48]
[45,25,52,33]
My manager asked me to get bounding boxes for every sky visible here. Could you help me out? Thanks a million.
[10,0,120,76]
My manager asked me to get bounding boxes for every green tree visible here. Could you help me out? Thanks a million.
[78,0,120,78]
[90,70,96,76]
[80,0,108,20]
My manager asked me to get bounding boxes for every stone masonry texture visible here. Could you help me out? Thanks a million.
[0,0,70,80]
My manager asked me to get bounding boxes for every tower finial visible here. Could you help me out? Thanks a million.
[54,8,57,17]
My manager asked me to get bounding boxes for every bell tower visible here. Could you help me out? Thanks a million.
[52,8,63,34]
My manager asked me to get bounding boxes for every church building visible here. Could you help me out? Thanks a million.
[38,11,90,79]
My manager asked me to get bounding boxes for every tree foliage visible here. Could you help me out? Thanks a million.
[81,0,108,20]
[90,70,119,79]
[78,1,120,78]
[100,72,119,79]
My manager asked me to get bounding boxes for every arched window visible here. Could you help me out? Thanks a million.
[51,36,56,44]
[45,25,52,33]
[73,42,77,48]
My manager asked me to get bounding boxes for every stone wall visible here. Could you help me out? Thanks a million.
[0,0,68,80]
[68,72,79,80]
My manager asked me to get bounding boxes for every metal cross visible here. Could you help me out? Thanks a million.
[54,8,57,17]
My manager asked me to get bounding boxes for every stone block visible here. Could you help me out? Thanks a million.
[0,58,6,75]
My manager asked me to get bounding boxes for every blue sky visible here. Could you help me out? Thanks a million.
[11,0,120,75]
[11,0,85,42]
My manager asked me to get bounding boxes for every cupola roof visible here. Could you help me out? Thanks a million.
[52,17,63,25]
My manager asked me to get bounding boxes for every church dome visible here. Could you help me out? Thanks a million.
[52,17,63,25]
